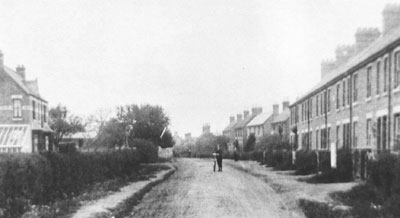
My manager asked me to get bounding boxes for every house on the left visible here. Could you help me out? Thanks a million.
[0,50,53,153]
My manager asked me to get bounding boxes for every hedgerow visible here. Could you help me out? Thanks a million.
[0,149,147,218]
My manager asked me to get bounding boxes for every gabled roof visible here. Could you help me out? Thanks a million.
[223,121,237,133]
[246,112,272,127]
[235,114,256,129]
[271,109,290,124]
[3,66,46,102]
[293,25,400,105]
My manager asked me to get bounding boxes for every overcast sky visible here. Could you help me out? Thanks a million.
[0,0,398,136]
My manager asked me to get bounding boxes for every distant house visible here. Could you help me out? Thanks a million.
[271,101,290,138]
[233,107,262,149]
[0,50,52,153]
[222,116,237,143]
[62,131,97,150]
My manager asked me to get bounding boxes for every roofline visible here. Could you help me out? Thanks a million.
[291,36,400,107]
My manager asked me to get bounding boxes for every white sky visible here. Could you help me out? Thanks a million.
[0,0,399,137]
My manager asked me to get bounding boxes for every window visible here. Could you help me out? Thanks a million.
[32,100,36,120]
[367,67,372,98]
[336,84,340,109]
[321,128,326,149]
[353,122,358,148]
[377,61,381,95]
[384,58,388,92]
[327,89,331,112]
[316,95,319,117]
[13,99,22,118]
[395,52,400,88]
[327,127,331,149]
[395,114,400,146]
[309,98,313,119]
[347,77,351,105]
[353,74,358,102]
[43,105,47,122]
[342,80,346,106]
[321,92,324,114]
[316,130,319,149]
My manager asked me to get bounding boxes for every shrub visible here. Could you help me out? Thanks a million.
[368,153,397,197]
[0,149,143,218]
[295,150,318,175]
[132,139,158,163]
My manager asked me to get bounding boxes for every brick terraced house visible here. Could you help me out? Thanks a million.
[0,50,52,153]
[290,4,400,177]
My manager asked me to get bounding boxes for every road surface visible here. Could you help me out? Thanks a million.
[126,158,295,218]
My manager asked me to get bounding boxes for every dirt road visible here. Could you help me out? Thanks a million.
[126,158,297,218]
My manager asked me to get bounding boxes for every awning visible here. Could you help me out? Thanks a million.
[0,125,29,147]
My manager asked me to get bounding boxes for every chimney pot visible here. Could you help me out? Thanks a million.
[243,110,250,118]
[355,28,380,53]
[229,116,235,123]
[16,65,26,80]
[282,101,290,110]
[237,114,243,121]
[321,60,336,79]
[273,104,279,115]
[383,4,400,35]
[251,107,263,115]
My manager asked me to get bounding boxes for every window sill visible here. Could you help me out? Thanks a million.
[352,102,358,107]
[393,88,400,94]
[365,98,372,103]
[12,117,23,121]
[382,92,388,97]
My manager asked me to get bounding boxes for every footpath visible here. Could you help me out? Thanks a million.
[71,163,175,218]
[226,160,358,217]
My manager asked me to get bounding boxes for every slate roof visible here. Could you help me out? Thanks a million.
[271,109,290,124]
[223,121,237,132]
[293,25,400,105]
[3,66,46,101]
[246,112,272,127]
[234,114,256,129]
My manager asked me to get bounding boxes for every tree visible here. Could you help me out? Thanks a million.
[49,104,85,148]
[244,133,256,152]
[95,118,125,150]
[117,104,174,148]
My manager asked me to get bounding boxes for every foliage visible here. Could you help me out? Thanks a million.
[255,134,291,152]
[49,104,85,148]
[244,133,256,152]
[131,139,158,163]
[0,150,141,218]
[117,104,174,148]
[295,150,318,175]
[95,118,125,150]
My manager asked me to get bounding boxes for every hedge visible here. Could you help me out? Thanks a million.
[0,148,154,218]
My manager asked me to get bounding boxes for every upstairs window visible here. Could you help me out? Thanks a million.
[336,83,340,109]
[32,100,36,120]
[367,67,372,98]
[353,74,358,102]
[13,99,22,118]
[376,61,381,95]
[316,95,319,116]
[395,52,400,88]
[342,80,346,107]
[43,105,47,122]
[347,77,351,105]
[367,119,372,146]
[327,89,331,112]
[384,58,388,92]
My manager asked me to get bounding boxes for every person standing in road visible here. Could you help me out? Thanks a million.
[216,144,223,171]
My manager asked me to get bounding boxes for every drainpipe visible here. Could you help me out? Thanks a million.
[325,89,329,149]
[308,99,311,150]
[350,74,353,150]
[388,49,393,153]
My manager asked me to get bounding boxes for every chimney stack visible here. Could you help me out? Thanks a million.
[282,101,290,110]
[273,104,279,116]
[243,110,250,118]
[383,4,400,35]
[229,116,235,123]
[355,28,380,53]
[0,50,3,69]
[320,60,336,79]
[251,107,263,115]
[16,65,26,80]
[237,114,243,122]
[335,45,355,66]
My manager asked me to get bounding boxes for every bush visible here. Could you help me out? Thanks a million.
[295,150,318,175]
[132,139,158,163]
[0,150,143,218]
